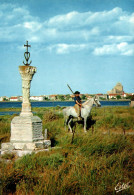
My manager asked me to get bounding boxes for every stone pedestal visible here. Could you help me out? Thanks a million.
[1,115,51,157]
[10,116,44,147]
[1,65,51,157]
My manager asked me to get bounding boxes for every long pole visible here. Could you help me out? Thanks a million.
[67,84,74,94]
[67,84,81,104]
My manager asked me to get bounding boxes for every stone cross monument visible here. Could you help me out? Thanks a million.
[1,41,51,156]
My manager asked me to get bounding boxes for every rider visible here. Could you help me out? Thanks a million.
[74,91,82,120]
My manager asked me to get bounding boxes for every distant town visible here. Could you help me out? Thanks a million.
[0,83,134,102]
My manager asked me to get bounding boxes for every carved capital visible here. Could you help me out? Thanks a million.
[19,66,36,81]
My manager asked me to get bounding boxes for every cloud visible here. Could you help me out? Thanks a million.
[23,21,42,32]
[0,3,134,55]
[93,42,134,56]
[45,7,123,30]
[0,3,40,41]
[48,43,89,54]
[0,3,31,25]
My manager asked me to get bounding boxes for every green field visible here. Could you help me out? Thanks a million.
[0,106,134,194]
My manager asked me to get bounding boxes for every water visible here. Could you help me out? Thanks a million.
[0,100,131,108]
[100,101,130,106]
[0,111,20,115]
[0,100,131,115]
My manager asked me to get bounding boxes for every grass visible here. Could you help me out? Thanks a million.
[0,106,134,194]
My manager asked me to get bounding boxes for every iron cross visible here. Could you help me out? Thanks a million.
[23,40,32,66]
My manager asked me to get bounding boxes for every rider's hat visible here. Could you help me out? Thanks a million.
[74,91,80,95]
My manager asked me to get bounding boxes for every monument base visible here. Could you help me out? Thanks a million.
[1,140,51,157]
[1,115,51,157]
[10,115,44,143]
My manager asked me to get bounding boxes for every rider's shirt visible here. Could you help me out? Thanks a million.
[74,96,81,105]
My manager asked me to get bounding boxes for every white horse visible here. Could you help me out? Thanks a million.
[63,97,101,133]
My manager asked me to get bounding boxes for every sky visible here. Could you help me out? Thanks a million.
[0,0,134,97]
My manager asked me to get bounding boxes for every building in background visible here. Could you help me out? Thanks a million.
[107,83,124,95]
[30,96,44,101]
[10,96,19,101]
[0,96,9,101]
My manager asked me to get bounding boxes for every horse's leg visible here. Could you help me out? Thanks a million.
[64,116,68,131]
[64,115,70,131]
[84,117,87,133]
[68,118,73,133]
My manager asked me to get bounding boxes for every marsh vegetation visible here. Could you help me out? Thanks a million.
[0,106,134,194]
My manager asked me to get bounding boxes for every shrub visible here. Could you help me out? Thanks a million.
[43,111,59,123]
[111,116,134,130]
[0,120,10,134]
[96,114,134,130]
[2,165,40,194]
[15,151,64,171]
[73,134,128,157]
[1,152,16,160]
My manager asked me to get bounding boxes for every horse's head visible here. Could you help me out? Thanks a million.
[82,96,101,107]
[93,96,101,107]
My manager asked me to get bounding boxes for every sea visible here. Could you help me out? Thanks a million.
[0,100,131,115]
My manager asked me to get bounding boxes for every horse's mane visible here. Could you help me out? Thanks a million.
[82,98,93,106]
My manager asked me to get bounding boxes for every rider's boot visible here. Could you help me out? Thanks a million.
[78,116,82,121]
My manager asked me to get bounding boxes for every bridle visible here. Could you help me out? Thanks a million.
[94,98,100,107]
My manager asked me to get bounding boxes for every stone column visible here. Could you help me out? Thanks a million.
[19,66,36,116]
[1,41,51,157]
